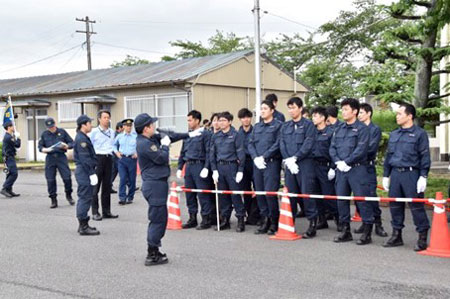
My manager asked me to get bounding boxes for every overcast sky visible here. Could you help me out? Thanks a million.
[0,0,391,79]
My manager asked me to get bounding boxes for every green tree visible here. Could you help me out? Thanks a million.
[111,55,151,68]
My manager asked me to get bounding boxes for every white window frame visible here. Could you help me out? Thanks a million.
[58,100,82,122]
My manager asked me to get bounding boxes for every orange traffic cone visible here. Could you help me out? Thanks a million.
[136,162,141,175]
[181,164,186,178]
[167,182,182,230]
[351,208,362,222]
[418,192,450,258]
[270,187,302,241]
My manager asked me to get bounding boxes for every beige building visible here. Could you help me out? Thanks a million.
[438,24,450,161]
[0,50,308,161]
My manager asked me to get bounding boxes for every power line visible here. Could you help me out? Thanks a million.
[263,11,318,30]
[0,44,82,74]
[93,42,172,55]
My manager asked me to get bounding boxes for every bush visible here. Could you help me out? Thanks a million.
[372,110,397,133]
[0,142,3,163]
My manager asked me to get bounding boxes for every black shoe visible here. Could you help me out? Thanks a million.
[0,189,12,198]
[383,229,403,248]
[335,218,343,232]
[316,215,329,230]
[196,214,212,230]
[126,201,133,204]
[354,223,364,234]
[255,217,270,234]
[414,231,428,251]
[9,190,20,197]
[103,212,119,219]
[111,189,118,194]
[267,217,278,235]
[374,222,388,237]
[145,246,168,266]
[92,213,103,221]
[356,224,373,245]
[78,218,100,236]
[50,197,58,209]
[325,212,334,221]
[119,201,126,205]
[302,218,317,239]
[236,216,245,233]
[334,223,353,243]
[219,217,231,230]
[182,213,198,229]
[66,193,75,205]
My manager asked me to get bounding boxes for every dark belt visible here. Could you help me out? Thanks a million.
[265,158,281,162]
[349,161,368,167]
[368,160,376,166]
[394,167,416,172]
[122,154,134,158]
[96,153,112,157]
[218,160,237,165]
[186,159,204,164]
[315,160,330,167]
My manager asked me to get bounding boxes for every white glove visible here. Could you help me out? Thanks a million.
[42,148,52,153]
[284,157,299,174]
[289,163,299,174]
[212,170,219,183]
[254,156,267,170]
[336,161,351,172]
[328,168,336,181]
[14,132,20,138]
[382,177,390,191]
[89,174,98,186]
[200,168,209,178]
[417,176,427,194]
[161,136,171,147]
[235,171,243,183]
[176,169,183,179]
[189,127,204,138]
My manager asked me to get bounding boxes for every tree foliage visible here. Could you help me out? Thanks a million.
[111,55,150,68]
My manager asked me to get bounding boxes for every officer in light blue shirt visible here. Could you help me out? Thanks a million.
[114,118,138,205]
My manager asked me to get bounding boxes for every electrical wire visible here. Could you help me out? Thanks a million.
[93,42,171,55]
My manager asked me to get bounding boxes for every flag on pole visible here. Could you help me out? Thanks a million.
[3,97,14,127]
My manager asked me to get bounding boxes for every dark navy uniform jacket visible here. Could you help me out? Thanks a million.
[329,119,342,133]
[383,125,430,177]
[280,117,316,160]
[312,125,334,164]
[210,127,246,172]
[38,128,74,154]
[367,122,381,163]
[73,131,97,185]
[238,125,253,157]
[248,118,282,160]
[329,120,369,165]
[2,133,20,159]
[274,110,285,122]
[178,130,212,170]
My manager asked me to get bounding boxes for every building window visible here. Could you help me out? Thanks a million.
[58,100,82,122]
[124,92,189,131]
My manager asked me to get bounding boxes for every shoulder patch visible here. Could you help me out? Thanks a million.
[151,144,158,152]
[81,142,87,148]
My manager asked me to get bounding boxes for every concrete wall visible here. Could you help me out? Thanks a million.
[439,24,450,161]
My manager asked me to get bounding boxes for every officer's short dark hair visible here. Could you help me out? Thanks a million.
[238,108,253,119]
[265,93,278,103]
[360,103,373,118]
[311,106,328,119]
[210,113,219,123]
[202,119,209,126]
[187,110,202,121]
[97,110,111,119]
[302,107,309,116]
[218,111,233,122]
[399,102,416,119]
[326,106,338,118]
[287,97,303,108]
[341,98,360,115]
[261,99,275,110]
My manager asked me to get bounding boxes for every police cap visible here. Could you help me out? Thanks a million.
[134,113,158,131]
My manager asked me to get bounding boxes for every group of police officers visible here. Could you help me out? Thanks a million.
[1,93,436,266]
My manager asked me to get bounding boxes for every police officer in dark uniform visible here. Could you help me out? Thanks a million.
[135,113,200,266]
[382,103,430,251]
[238,108,260,225]
[326,106,341,131]
[210,111,246,232]
[330,98,374,245]
[177,110,213,230]
[73,115,99,236]
[38,117,74,208]
[249,100,283,235]
[1,121,20,198]
[280,97,318,238]
[354,103,388,237]
[311,107,339,230]
[264,93,285,122]
[111,121,124,194]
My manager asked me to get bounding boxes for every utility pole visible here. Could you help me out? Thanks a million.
[76,16,96,70]
[252,0,262,121]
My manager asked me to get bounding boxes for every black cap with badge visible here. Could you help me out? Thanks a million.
[121,118,134,126]
[77,115,93,126]
[45,117,56,128]
[134,113,158,131]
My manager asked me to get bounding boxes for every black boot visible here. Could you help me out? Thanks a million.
[356,224,373,245]
[316,214,329,230]
[334,217,342,232]
[374,217,388,237]
[196,214,211,230]
[66,192,75,205]
[267,217,278,235]
[50,197,58,209]
[255,217,270,234]
[145,246,168,266]
[383,229,403,247]
[353,223,364,234]
[236,216,245,232]
[182,213,198,229]
[78,218,100,236]
[414,231,428,252]
[8,189,20,197]
[0,189,12,198]
[302,218,317,239]
[333,223,353,243]
[219,216,230,230]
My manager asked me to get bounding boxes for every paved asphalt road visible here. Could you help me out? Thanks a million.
[0,171,449,299]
